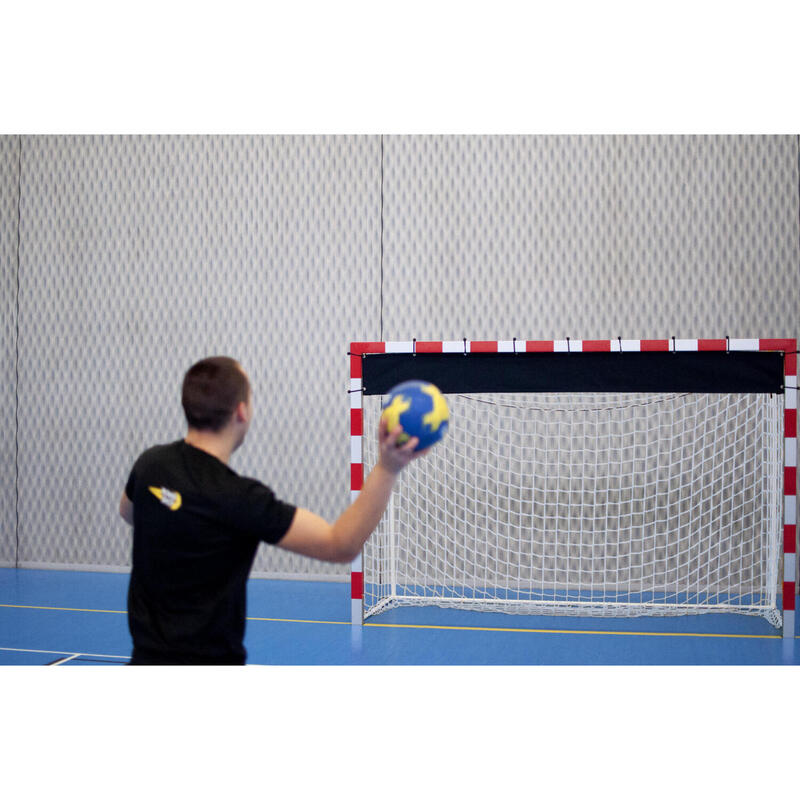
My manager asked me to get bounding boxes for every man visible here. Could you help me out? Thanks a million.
[119,356,425,665]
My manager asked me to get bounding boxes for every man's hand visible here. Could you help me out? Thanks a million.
[377,415,429,474]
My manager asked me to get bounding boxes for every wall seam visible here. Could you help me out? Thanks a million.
[379,134,384,342]
[14,135,21,568]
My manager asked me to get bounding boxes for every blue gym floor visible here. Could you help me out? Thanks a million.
[0,567,797,665]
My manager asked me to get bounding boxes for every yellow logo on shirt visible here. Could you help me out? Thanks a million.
[148,486,182,511]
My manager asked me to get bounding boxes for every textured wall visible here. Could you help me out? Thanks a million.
[378,134,799,590]
[16,135,380,575]
[382,135,799,342]
[5,134,800,577]
[0,136,19,566]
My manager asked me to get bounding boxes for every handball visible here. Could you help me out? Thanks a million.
[380,380,449,451]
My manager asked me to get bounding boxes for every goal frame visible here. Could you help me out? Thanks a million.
[348,338,797,637]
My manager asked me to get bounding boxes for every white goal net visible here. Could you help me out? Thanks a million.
[362,390,783,625]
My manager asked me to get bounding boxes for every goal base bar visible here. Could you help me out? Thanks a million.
[364,595,783,630]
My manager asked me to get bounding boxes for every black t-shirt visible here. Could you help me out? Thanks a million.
[124,440,297,665]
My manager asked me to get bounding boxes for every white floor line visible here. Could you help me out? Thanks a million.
[0,646,128,660]
[49,653,81,666]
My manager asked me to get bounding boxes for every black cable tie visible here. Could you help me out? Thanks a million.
[617,336,622,353]
[671,336,676,354]
[412,338,416,355]
[566,336,571,353]
[463,337,467,355]
[513,337,517,354]
[726,335,730,354]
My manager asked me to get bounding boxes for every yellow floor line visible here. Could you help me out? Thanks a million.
[0,602,126,614]
[251,616,791,639]
[2,603,795,640]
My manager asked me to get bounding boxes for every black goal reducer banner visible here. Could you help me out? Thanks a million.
[360,351,785,396]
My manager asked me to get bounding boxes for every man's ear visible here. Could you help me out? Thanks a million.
[235,400,250,424]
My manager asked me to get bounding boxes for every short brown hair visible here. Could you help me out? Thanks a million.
[181,357,250,432]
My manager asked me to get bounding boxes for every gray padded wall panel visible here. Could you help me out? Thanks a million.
[0,137,19,566]
[380,134,799,588]
[382,135,799,343]
[17,135,380,576]
[10,134,800,580]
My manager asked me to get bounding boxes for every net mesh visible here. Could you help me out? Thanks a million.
[362,391,783,625]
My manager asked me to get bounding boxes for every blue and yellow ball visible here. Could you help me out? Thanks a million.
[380,380,449,451]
